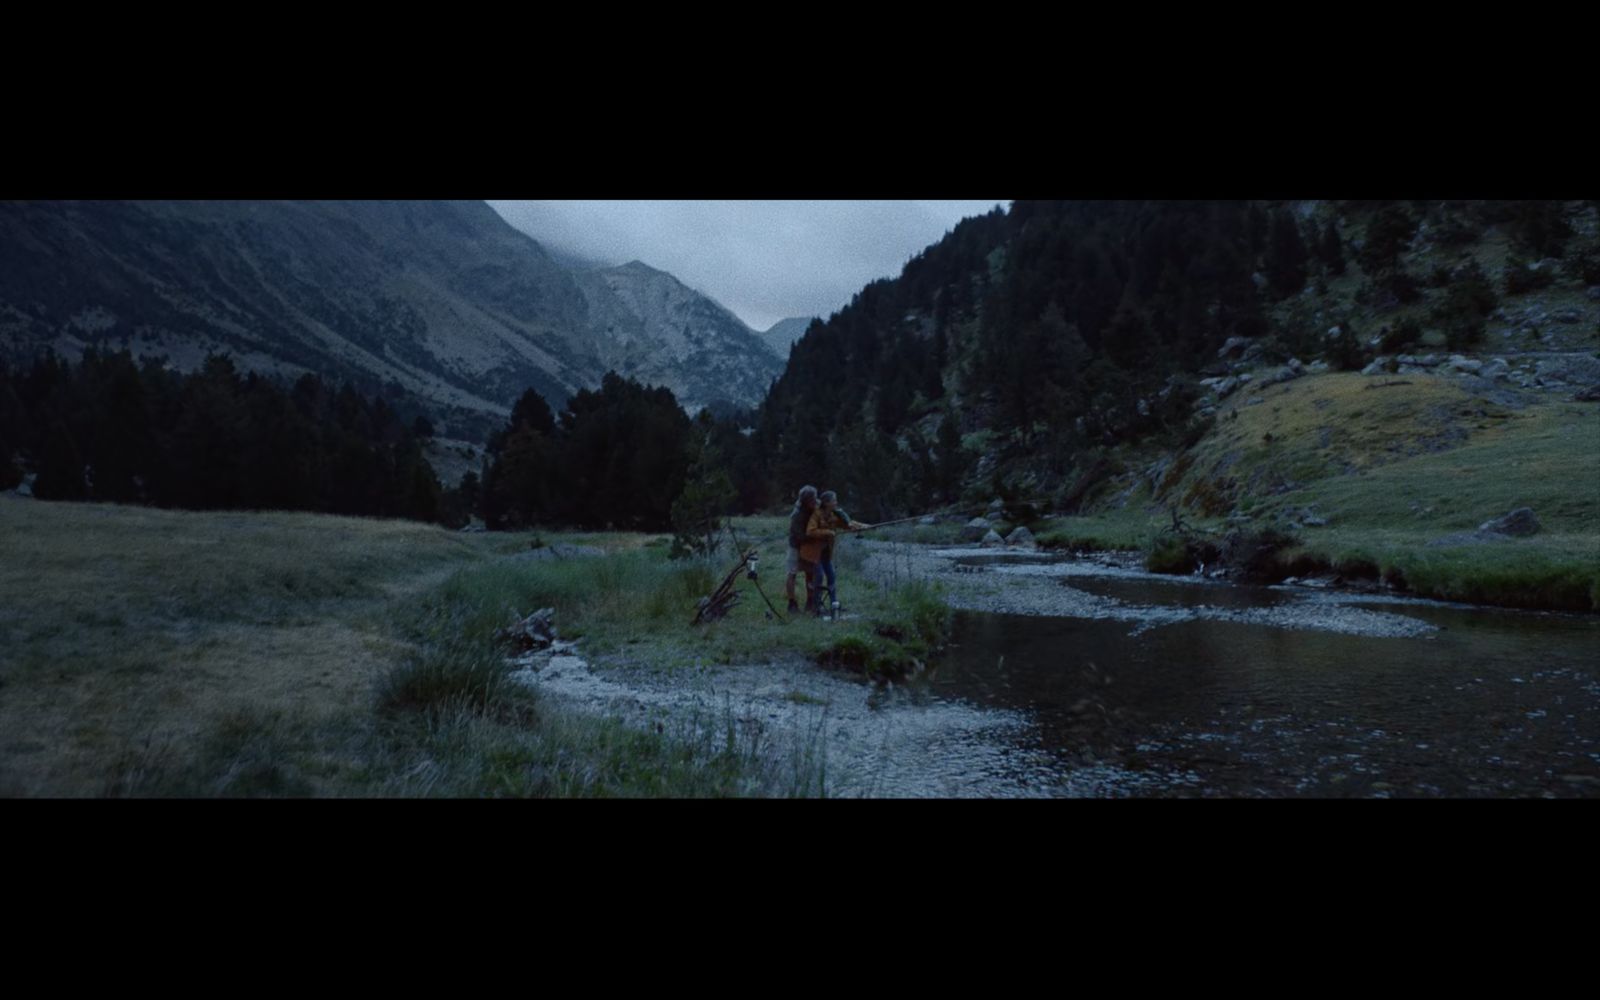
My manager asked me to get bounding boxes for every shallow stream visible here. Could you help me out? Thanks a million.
[929,568,1600,797]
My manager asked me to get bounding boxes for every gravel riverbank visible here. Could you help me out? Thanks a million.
[506,541,1450,795]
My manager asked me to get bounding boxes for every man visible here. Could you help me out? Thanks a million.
[813,490,870,617]
[785,485,820,614]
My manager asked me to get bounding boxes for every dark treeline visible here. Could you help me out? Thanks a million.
[0,348,455,523]
[479,372,765,537]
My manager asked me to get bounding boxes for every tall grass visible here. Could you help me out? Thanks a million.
[2,499,830,796]
[1287,530,1600,612]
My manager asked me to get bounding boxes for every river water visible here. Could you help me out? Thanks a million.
[928,570,1600,797]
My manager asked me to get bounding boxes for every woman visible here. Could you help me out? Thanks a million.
[806,490,870,617]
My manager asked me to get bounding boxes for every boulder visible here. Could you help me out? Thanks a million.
[980,529,1005,547]
[1478,507,1541,537]
[962,517,991,541]
[1218,336,1250,359]
[1306,360,1331,374]
[1537,356,1600,385]
[1448,356,1483,374]
[918,516,936,526]
[1006,526,1036,548]
[1479,359,1511,381]
[987,498,1006,513]
[1263,363,1303,386]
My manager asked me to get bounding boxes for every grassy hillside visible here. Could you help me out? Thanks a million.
[1049,369,1600,610]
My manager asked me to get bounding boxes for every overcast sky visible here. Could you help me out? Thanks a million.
[486,200,1009,332]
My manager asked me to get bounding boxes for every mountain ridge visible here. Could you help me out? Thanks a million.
[0,200,785,436]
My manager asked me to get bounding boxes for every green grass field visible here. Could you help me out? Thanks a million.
[0,498,945,796]
[1080,370,1600,610]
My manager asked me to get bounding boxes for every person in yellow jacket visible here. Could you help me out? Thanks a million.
[802,490,871,617]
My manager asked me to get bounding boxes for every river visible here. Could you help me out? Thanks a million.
[926,561,1600,797]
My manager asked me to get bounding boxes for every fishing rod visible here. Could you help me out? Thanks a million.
[695,496,1057,551]
[839,497,1058,534]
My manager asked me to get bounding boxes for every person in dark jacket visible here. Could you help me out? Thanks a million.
[785,485,820,614]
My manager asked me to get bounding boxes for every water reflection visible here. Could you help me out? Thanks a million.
[932,578,1600,798]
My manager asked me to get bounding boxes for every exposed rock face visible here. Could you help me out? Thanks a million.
[1479,507,1541,537]
[0,200,786,432]
[1536,355,1600,388]
[569,260,784,414]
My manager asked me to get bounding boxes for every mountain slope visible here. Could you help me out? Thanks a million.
[752,200,1600,514]
[0,200,784,434]
[568,260,784,414]
[757,316,818,359]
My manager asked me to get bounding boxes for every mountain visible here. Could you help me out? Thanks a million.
[567,260,784,415]
[0,200,785,437]
[756,316,818,359]
[752,200,1600,515]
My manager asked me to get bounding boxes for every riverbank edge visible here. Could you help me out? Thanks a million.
[1031,520,1599,615]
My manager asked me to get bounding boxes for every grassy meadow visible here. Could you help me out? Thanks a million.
[1047,371,1600,610]
[0,498,946,797]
